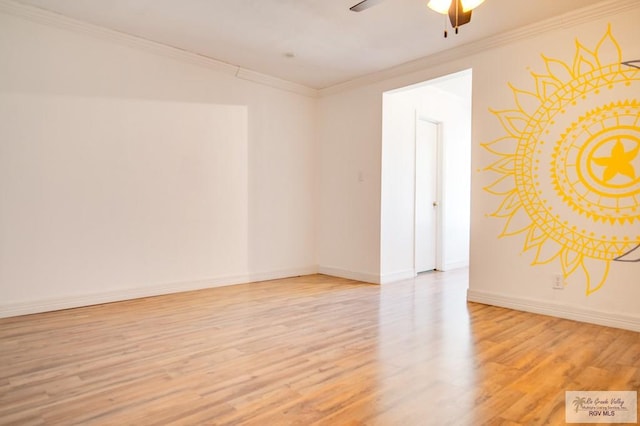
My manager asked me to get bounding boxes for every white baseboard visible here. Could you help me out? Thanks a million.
[0,266,318,319]
[317,266,381,284]
[467,289,640,332]
[442,260,469,271]
[380,269,416,284]
[248,266,318,283]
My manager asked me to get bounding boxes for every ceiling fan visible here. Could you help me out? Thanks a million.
[349,0,386,12]
[350,0,486,37]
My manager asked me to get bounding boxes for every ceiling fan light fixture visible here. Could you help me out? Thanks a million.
[427,0,485,14]
[460,0,485,12]
[427,0,451,14]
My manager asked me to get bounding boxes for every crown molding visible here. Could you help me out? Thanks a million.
[319,0,640,97]
[0,0,319,98]
[235,68,317,97]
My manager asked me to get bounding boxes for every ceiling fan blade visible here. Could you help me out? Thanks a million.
[350,0,386,12]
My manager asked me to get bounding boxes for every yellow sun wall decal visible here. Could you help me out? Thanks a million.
[483,25,640,295]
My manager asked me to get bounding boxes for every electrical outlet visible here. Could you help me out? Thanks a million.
[552,274,564,289]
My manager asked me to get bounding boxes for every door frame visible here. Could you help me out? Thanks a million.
[413,112,444,275]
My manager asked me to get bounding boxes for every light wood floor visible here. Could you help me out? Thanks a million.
[1,269,638,425]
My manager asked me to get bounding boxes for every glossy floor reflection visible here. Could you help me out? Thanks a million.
[0,269,638,425]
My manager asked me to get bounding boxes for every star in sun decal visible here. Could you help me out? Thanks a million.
[483,25,640,295]
[592,139,639,182]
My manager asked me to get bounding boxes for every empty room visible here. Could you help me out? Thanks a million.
[1,0,639,424]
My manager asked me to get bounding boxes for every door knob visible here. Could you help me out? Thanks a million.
[433,201,439,207]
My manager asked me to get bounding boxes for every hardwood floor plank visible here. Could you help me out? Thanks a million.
[0,269,638,425]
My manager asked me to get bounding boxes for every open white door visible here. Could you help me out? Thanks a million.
[414,116,440,273]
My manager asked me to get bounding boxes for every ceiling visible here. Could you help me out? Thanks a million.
[13,0,607,89]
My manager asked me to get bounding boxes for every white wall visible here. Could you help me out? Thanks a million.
[381,72,471,283]
[318,5,640,330]
[0,8,317,316]
[317,87,382,283]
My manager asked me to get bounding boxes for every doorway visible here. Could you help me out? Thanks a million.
[380,68,471,283]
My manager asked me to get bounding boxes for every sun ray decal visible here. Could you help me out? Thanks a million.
[483,25,640,295]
